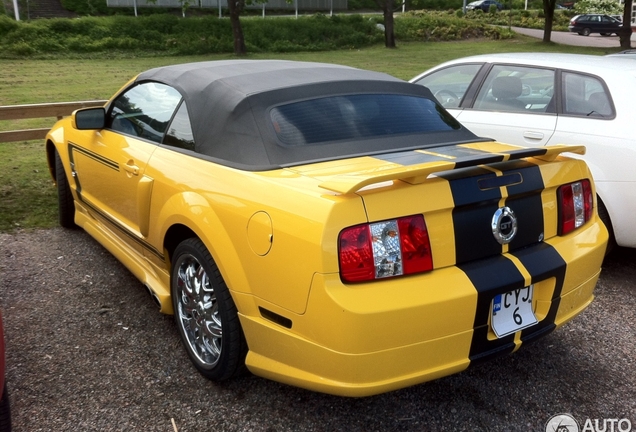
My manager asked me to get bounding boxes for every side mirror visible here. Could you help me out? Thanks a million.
[73,107,106,130]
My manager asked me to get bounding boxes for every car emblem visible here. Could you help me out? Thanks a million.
[491,206,517,245]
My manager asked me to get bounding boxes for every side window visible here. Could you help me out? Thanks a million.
[107,82,182,144]
[163,101,195,151]
[412,64,483,108]
[473,65,555,113]
[562,72,613,117]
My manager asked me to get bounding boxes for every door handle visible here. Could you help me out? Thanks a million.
[523,131,544,140]
[124,161,139,176]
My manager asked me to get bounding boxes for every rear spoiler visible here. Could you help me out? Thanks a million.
[319,144,585,195]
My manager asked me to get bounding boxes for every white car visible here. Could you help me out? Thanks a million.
[411,53,636,250]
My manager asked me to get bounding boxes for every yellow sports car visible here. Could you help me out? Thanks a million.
[45,60,607,397]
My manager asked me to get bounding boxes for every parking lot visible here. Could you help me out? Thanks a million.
[0,228,634,431]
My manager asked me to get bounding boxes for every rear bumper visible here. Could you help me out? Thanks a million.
[238,219,607,397]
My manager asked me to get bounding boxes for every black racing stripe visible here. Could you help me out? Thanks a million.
[478,173,522,190]
[505,162,545,195]
[506,164,545,250]
[438,167,501,207]
[70,143,119,171]
[507,193,545,250]
[439,168,503,263]
[453,203,503,263]
[459,256,526,364]
[462,243,567,365]
[513,243,566,344]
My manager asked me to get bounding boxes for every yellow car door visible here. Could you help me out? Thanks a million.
[71,131,156,245]
[71,82,184,249]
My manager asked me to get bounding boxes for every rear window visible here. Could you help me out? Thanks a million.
[270,94,461,146]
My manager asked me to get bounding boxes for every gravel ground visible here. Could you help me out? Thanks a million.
[0,228,634,432]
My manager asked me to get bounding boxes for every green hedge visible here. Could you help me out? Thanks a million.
[460,8,576,31]
[397,10,515,40]
[0,12,513,57]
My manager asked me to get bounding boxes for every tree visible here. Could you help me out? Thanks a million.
[619,0,633,49]
[227,0,247,55]
[542,0,557,43]
[375,0,398,48]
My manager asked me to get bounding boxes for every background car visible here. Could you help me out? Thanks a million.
[568,14,622,36]
[46,60,606,397]
[411,52,636,251]
[465,0,503,12]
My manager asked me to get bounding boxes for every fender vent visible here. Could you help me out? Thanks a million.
[259,307,293,329]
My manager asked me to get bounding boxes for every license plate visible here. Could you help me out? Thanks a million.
[491,285,538,338]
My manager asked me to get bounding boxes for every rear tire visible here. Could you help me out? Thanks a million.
[54,150,76,229]
[171,238,247,381]
[582,28,591,36]
[597,198,616,256]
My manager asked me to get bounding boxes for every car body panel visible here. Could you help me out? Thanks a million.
[46,60,607,396]
[411,52,636,248]
[452,110,557,147]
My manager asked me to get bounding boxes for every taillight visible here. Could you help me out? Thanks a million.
[338,215,433,283]
[558,179,593,235]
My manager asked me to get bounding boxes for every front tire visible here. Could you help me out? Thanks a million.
[54,150,76,229]
[171,238,247,381]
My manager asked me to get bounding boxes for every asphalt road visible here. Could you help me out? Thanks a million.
[510,26,636,48]
[1,228,634,431]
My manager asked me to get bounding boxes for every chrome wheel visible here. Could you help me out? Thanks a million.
[171,238,247,381]
[175,254,222,367]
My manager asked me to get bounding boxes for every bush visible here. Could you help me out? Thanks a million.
[61,0,111,15]
[397,12,514,41]
[0,15,19,37]
[460,8,573,31]
[573,0,622,14]
[0,10,527,58]
[0,13,385,57]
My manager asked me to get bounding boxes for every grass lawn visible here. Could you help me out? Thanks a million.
[0,37,617,232]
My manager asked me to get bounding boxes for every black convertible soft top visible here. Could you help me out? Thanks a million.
[137,60,479,170]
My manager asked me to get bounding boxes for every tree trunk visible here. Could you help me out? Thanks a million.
[542,0,556,43]
[383,0,396,48]
[619,0,633,49]
[228,0,247,56]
